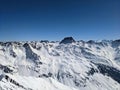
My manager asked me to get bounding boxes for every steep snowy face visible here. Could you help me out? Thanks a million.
[0,38,120,90]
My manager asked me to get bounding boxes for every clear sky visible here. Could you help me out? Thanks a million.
[0,0,120,41]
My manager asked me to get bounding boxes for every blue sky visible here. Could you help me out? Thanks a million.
[0,0,120,41]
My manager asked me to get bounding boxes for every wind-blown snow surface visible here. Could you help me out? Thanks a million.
[0,38,120,90]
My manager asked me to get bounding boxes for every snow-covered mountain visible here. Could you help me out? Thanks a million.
[0,37,120,90]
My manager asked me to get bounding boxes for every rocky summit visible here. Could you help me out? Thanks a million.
[60,37,76,44]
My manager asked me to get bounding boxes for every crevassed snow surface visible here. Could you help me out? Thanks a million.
[0,38,120,90]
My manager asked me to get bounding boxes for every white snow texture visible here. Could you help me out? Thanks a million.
[0,38,120,90]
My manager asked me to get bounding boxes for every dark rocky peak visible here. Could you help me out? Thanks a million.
[112,39,120,47]
[0,42,5,46]
[40,40,49,43]
[60,37,76,44]
[113,39,120,43]
[3,42,13,47]
[0,42,22,47]
[87,40,95,44]
[23,43,30,48]
[12,41,22,46]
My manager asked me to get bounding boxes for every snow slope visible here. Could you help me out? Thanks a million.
[0,38,120,90]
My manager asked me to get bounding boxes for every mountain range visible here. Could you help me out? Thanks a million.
[0,37,120,90]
